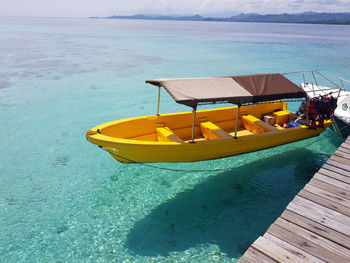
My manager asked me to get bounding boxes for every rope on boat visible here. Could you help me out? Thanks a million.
[99,124,350,173]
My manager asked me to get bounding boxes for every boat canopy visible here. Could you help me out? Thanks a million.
[146,73,306,107]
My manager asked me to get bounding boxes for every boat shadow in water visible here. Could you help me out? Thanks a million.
[124,148,329,258]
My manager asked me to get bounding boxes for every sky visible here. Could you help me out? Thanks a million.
[1,0,350,17]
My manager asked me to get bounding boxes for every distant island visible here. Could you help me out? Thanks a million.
[91,12,350,25]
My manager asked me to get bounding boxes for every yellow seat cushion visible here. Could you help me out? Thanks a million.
[242,115,279,133]
[200,121,232,140]
[156,127,184,143]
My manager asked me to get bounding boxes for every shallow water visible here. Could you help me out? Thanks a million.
[0,17,349,262]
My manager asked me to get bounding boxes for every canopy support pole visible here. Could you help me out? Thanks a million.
[312,71,318,86]
[339,79,345,98]
[191,106,197,143]
[234,105,241,139]
[156,86,161,116]
[305,98,309,123]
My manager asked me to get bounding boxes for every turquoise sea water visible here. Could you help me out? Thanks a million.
[1,17,349,262]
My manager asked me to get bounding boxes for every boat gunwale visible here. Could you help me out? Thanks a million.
[87,120,332,147]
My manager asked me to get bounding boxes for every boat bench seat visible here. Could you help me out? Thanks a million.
[200,121,232,140]
[156,127,184,143]
[242,115,279,134]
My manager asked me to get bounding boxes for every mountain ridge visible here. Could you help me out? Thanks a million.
[91,12,350,25]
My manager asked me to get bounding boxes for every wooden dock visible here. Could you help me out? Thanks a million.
[238,137,350,263]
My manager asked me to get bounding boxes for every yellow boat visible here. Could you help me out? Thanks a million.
[86,73,332,163]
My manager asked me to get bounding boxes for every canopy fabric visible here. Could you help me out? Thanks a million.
[146,73,306,107]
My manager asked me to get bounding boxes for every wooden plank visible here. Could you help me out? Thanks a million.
[309,178,350,200]
[340,143,350,150]
[323,163,350,177]
[281,210,350,250]
[252,236,307,263]
[339,141,350,148]
[292,194,350,225]
[327,158,350,171]
[337,146,350,155]
[268,223,349,263]
[331,154,350,166]
[314,173,350,192]
[319,167,350,183]
[287,195,350,236]
[237,257,252,263]
[335,150,350,161]
[237,138,350,263]
[299,189,350,216]
[340,142,350,150]
[241,247,277,263]
[303,184,350,209]
[274,217,350,259]
[340,144,350,152]
[264,233,326,263]
[340,142,350,151]
[344,139,350,144]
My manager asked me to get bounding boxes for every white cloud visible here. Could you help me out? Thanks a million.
[0,0,349,17]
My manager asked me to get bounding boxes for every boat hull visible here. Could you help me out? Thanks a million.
[86,103,331,163]
[101,127,327,163]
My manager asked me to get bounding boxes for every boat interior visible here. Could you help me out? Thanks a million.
[99,102,293,143]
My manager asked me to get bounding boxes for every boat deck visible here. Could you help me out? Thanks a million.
[238,137,350,263]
